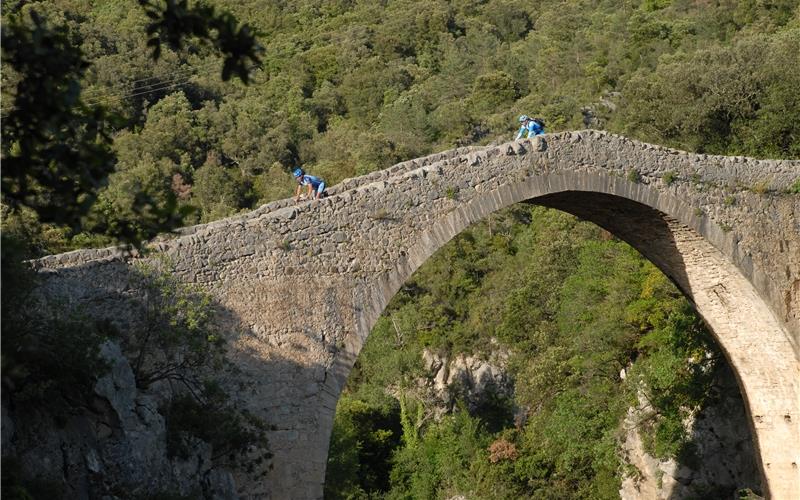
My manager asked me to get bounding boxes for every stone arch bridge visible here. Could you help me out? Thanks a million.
[36,131,800,498]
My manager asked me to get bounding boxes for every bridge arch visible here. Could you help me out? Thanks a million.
[32,132,800,498]
[343,172,799,498]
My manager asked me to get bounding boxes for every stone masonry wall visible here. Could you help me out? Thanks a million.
[32,131,800,498]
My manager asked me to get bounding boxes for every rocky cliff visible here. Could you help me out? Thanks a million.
[619,364,762,499]
[421,343,513,416]
[417,344,761,498]
[1,342,238,499]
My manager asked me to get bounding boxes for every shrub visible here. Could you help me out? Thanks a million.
[164,381,271,473]
[325,395,402,498]
[126,263,225,393]
[750,180,770,194]
[469,71,520,117]
[488,438,519,463]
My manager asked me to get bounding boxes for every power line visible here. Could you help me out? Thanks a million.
[83,68,215,106]
[84,77,198,107]
[81,60,218,99]
[82,60,221,106]
[84,73,194,105]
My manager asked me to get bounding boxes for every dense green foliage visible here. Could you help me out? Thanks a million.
[1,1,261,245]
[1,8,114,232]
[2,0,798,254]
[326,207,736,499]
[137,0,262,81]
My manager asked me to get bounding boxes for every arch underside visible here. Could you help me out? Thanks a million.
[356,173,800,498]
[535,191,799,498]
[27,136,799,499]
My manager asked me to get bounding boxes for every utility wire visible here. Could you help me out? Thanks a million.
[84,70,207,106]
[81,59,218,98]
[82,60,219,106]
[84,77,198,107]
[83,71,195,104]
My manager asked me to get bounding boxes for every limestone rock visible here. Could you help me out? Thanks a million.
[2,340,240,499]
[619,366,761,499]
[422,342,512,413]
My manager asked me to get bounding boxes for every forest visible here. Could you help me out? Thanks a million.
[2,0,799,498]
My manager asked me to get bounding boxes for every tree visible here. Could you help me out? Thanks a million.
[1,10,115,232]
[126,263,224,394]
[138,0,263,82]
[1,2,263,247]
[192,152,251,222]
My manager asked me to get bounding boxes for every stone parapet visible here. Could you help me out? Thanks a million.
[32,132,800,498]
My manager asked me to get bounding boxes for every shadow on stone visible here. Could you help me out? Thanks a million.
[2,259,331,499]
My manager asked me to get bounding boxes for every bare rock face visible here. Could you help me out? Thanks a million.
[1,341,238,500]
[620,365,762,499]
[421,342,512,414]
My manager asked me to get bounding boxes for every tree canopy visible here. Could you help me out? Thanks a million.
[3,0,798,254]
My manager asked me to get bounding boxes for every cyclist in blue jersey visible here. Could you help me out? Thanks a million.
[514,115,545,140]
[293,167,326,201]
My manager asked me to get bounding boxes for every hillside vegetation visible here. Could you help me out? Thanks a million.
[326,206,759,499]
[2,0,798,252]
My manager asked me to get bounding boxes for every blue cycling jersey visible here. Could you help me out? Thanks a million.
[515,120,544,140]
[300,175,324,190]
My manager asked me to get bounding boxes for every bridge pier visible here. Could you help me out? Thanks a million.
[33,132,800,498]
